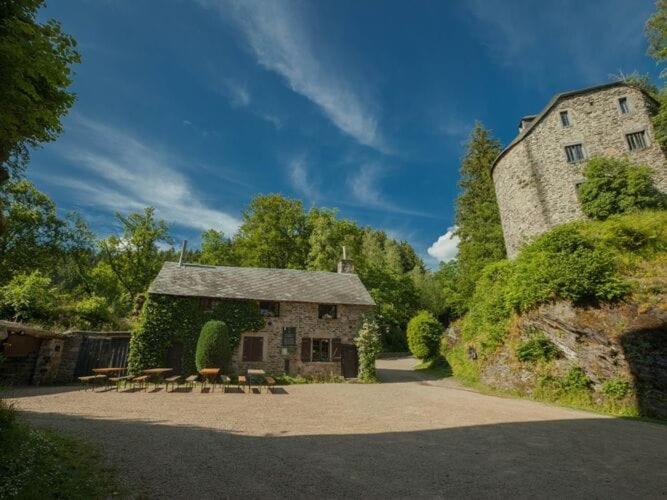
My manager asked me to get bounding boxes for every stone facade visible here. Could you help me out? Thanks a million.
[493,83,667,258]
[232,302,372,377]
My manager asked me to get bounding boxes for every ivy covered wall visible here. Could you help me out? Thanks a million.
[127,294,264,374]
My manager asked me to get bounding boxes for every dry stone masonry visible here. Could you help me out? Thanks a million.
[492,82,667,257]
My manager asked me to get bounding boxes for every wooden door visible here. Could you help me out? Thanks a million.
[340,344,358,378]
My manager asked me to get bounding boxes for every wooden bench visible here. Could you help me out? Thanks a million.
[237,375,247,392]
[264,376,276,394]
[185,375,199,389]
[109,375,133,391]
[131,375,149,390]
[78,375,97,391]
[164,375,182,392]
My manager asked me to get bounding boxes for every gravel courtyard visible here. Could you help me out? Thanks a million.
[7,356,667,499]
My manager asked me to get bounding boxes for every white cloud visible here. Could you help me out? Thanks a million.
[223,78,251,108]
[288,156,318,200]
[427,226,460,262]
[45,116,242,234]
[203,0,385,151]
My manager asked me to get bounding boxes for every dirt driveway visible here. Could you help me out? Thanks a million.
[7,356,667,499]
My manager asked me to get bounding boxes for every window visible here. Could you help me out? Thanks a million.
[199,297,219,312]
[318,304,337,319]
[626,130,647,151]
[242,336,263,362]
[312,339,331,362]
[565,143,585,163]
[259,301,280,317]
[282,327,296,347]
[619,97,630,114]
[559,110,570,127]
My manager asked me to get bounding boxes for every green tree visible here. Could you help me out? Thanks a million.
[0,180,65,282]
[406,310,443,360]
[99,207,173,299]
[235,194,309,269]
[409,267,446,319]
[354,317,382,382]
[0,0,80,178]
[454,123,506,304]
[578,156,664,219]
[0,270,57,321]
[199,229,236,266]
[647,0,667,71]
[195,320,232,371]
[434,260,467,321]
[306,208,362,271]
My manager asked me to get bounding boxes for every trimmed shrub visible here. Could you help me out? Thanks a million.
[579,156,665,220]
[355,317,382,382]
[406,310,443,360]
[516,332,561,363]
[195,320,232,372]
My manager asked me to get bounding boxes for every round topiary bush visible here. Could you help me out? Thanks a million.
[406,310,443,360]
[195,320,232,372]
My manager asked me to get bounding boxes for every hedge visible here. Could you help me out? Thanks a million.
[195,320,231,371]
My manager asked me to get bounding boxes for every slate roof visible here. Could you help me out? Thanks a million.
[491,82,657,174]
[149,262,376,306]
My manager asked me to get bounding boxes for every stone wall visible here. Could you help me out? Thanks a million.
[493,85,667,257]
[232,302,372,377]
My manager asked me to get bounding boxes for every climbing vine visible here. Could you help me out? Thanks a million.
[127,294,264,374]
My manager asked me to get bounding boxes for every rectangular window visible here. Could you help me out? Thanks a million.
[242,336,263,362]
[282,327,296,347]
[626,130,647,151]
[199,297,219,312]
[559,110,570,127]
[318,304,337,319]
[259,301,280,317]
[311,339,331,362]
[565,143,585,163]
[619,97,630,114]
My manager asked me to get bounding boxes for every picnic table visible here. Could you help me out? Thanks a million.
[199,368,221,391]
[143,368,173,388]
[247,369,266,390]
[92,367,126,375]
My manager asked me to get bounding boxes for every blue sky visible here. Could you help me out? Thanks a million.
[31,0,659,267]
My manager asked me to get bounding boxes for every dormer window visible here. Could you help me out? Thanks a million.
[565,143,585,163]
[619,97,630,114]
[559,111,570,127]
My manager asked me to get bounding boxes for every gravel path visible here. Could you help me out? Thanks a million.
[7,356,667,499]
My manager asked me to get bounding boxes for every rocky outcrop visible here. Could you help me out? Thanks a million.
[480,299,667,418]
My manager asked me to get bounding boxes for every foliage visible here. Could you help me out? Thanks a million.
[306,208,362,271]
[601,378,632,399]
[0,0,80,177]
[354,316,382,382]
[195,320,232,371]
[652,88,667,148]
[235,194,309,269]
[516,331,561,363]
[406,310,443,360]
[128,294,264,374]
[409,267,446,319]
[0,421,117,499]
[579,156,665,220]
[542,367,592,392]
[0,270,57,321]
[453,123,506,305]
[433,260,467,320]
[72,295,111,328]
[647,0,667,73]
[199,229,237,266]
[612,70,659,96]
[99,207,173,299]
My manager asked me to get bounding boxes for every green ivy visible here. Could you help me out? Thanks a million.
[127,294,264,374]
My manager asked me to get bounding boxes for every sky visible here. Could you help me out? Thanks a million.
[31,0,660,268]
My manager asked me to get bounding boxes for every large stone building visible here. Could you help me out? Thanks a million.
[148,259,375,377]
[491,82,667,258]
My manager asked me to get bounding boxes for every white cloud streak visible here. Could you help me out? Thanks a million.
[46,116,242,234]
[427,226,460,262]
[288,155,318,200]
[203,0,384,151]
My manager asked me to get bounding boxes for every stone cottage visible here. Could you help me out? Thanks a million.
[148,258,375,378]
[492,82,667,258]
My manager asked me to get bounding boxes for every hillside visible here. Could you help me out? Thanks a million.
[443,211,667,418]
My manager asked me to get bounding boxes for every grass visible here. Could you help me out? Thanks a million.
[0,400,119,499]
[414,356,453,378]
[272,373,346,384]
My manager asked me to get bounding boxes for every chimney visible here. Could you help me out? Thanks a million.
[178,240,188,266]
[337,245,355,273]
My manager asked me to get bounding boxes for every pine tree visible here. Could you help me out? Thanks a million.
[454,122,506,304]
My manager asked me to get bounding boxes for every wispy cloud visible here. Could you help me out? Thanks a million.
[42,116,242,234]
[427,226,459,262]
[288,155,318,201]
[202,0,385,151]
[223,78,251,108]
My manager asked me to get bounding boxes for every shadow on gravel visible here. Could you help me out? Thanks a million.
[18,410,667,499]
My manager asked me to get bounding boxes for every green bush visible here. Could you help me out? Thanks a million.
[516,332,561,363]
[0,271,57,321]
[552,367,592,391]
[195,320,231,372]
[601,378,632,399]
[406,310,443,360]
[578,156,665,220]
[355,317,382,382]
[73,295,111,327]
